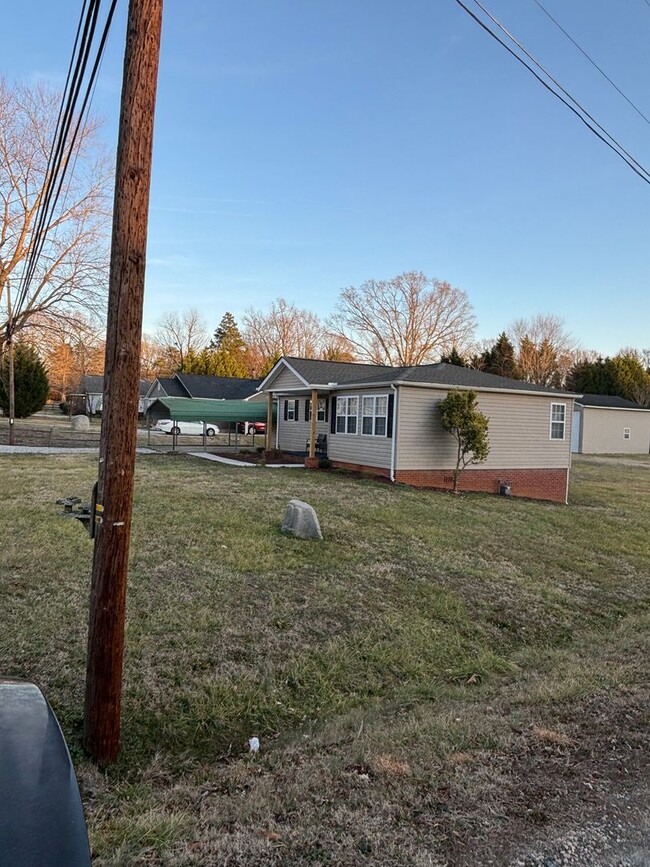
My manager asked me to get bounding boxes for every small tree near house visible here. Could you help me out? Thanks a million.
[438,389,490,494]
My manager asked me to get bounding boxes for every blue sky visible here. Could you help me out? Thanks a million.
[3,1,650,355]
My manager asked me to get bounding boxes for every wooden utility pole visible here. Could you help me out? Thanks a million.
[84,0,163,765]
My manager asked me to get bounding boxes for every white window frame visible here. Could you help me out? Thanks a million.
[623,427,631,440]
[336,395,358,434]
[307,398,327,422]
[550,402,566,440]
[361,394,388,436]
[286,399,296,421]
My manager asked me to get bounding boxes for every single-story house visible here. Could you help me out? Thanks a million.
[258,357,580,503]
[70,375,152,415]
[145,373,263,405]
[572,394,650,455]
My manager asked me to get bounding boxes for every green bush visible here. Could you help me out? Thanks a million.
[0,342,50,418]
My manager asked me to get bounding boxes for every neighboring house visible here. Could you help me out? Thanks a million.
[70,375,152,415]
[145,373,263,404]
[572,394,650,455]
[259,357,580,503]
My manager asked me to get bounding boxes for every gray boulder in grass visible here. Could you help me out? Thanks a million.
[71,414,90,431]
[281,499,323,540]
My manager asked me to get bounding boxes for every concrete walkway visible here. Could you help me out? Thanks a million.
[189,452,304,469]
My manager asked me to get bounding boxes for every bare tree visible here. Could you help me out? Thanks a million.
[0,80,111,350]
[243,297,324,372]
[329,271,476,366]
[139,334,167,379]
[155,308,208,371]
[40,313,104,400]
[509,314,578,387]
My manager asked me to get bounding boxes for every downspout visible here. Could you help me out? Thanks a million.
[276,397,280,450]
[565,405,572,505]
[390,384,398,482]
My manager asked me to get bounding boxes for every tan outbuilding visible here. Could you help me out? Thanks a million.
[572,394,650,455]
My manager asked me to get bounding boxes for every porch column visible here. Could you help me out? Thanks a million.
[265,392,274,451]
[309,388,317,459]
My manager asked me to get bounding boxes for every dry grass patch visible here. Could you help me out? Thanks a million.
[0,452,648,864]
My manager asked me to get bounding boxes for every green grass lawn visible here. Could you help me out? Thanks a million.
[1,453,649,865]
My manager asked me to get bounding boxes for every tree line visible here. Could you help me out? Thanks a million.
[149,299,649,406]
[1,80,648,414]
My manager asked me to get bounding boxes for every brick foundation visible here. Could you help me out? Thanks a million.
[330,461,392,479]
[394,467,568,503]
[330,461,568,503]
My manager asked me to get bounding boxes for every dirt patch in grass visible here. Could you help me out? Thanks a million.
[1,452,648,865]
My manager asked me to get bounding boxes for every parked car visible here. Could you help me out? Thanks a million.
[237,421,266,435]
[153,419,219,436]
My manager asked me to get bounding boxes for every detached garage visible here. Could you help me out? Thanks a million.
[572,394,650,455]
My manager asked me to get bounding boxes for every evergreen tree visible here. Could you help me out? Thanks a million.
[566,357,615,395]
[566,353,650,403]
[209,312,250,377]
[483,332,520,379]
[0,342,50,417]
[440,346,466,367]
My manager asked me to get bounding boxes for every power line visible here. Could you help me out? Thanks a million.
[452,0,650,185]
[469,0,650,177]
[14,1,102,315]
[13,0,117,321]
[531,0,650,126]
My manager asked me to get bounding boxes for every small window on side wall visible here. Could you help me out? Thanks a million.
[624,427,631,439]
[285,399,298,422]
[306,398,328,422]
[550,403,566,440]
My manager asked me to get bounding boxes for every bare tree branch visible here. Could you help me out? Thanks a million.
[155,308,208,371]
[329,271,476,366]
[0,79,110,350]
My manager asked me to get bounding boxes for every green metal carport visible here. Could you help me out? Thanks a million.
[145,397,275,449]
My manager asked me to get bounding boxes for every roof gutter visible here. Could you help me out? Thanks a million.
[261,376,582,400]
[372,379,582,399]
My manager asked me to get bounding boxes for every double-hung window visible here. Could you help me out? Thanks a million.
[306,398,327,422]
[285,399,298,421]
[624,427,631,440]
[550,403,566,440]
[361,395,388,436]
[336,396,358,434]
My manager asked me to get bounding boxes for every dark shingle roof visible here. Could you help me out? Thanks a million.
[175,374,262,400]
[78,374,104,394]
[576,393,647,410]
[283,357,395,385]
[78,376,151,395]
[155,377,189,397]
[280,357,570,395]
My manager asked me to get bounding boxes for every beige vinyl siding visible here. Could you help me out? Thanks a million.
[396,386,572,470]
[329,388,392,469]
[580,407,650,454]
[268,366,307,391]
[277,397,328,452]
